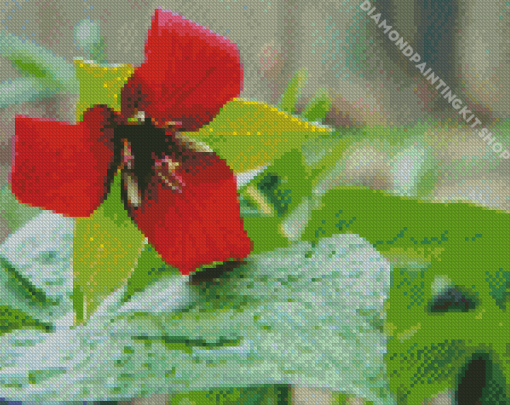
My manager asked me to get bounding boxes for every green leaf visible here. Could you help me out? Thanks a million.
[485,270,510,310]
[301,87,333,123]
[0,30,79,95]
[0,77,57,109]
[0,183,41,233]
[184,98,333,173]
[239,149,315,218]
[0,305,53,337]
[170,385,280,405]
[0,256,54,308]
[73,60,135,122]
[300,186,510,404]
[73,170,145,325]
[241,216,290,256]
[278,68,308,114]
[301,185,509,264]
[72,60,142,325]
[332,392,350,405]
[236,148,319,254]
[121,243,180,305]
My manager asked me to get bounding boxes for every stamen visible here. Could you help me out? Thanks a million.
[122,140,134,169]
[166,159,180,172]
[174,132,213,153]
[134,110,145,122]
[157,171,185,192]
[154,156,185,192]
[165,121,182,127]
[127,110,145,125]
[122,171,142,208]
[150,117,183,129]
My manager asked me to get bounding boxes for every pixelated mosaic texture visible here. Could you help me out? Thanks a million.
[1,0,509,404]
[0,209,394,403]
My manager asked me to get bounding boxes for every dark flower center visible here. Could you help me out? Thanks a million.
[112,118,185,212]
[116,120,178,187]
[111,115,214,216]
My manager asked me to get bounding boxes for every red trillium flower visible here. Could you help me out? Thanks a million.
[10,9,253,275]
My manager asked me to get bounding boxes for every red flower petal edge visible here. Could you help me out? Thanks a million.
[121,8,244,131]
[130,152,253,275]
[10,105,117,217]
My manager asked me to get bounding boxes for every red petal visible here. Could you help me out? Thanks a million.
[121,9,243,131]
[131,153,252,275]
[10,105,117,217]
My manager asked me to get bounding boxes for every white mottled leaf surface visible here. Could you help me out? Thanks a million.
[0,206,395,404]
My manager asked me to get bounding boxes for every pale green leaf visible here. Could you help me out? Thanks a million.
[278,68,308,114]
[73,170,145,325]
[0,77,56,109]
[0,233,395,404]
[0,183,41,233]
[184,98,333,173]
[0,211,74,336]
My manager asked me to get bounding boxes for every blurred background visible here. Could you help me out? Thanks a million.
[1,0,508,121]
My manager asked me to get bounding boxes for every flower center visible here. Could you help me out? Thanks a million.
[114,112,215,213]
[115,115,185,211]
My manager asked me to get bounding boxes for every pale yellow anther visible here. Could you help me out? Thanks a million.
[166,159,180,172]
[150,117,181,129]
[134,110,145,122]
